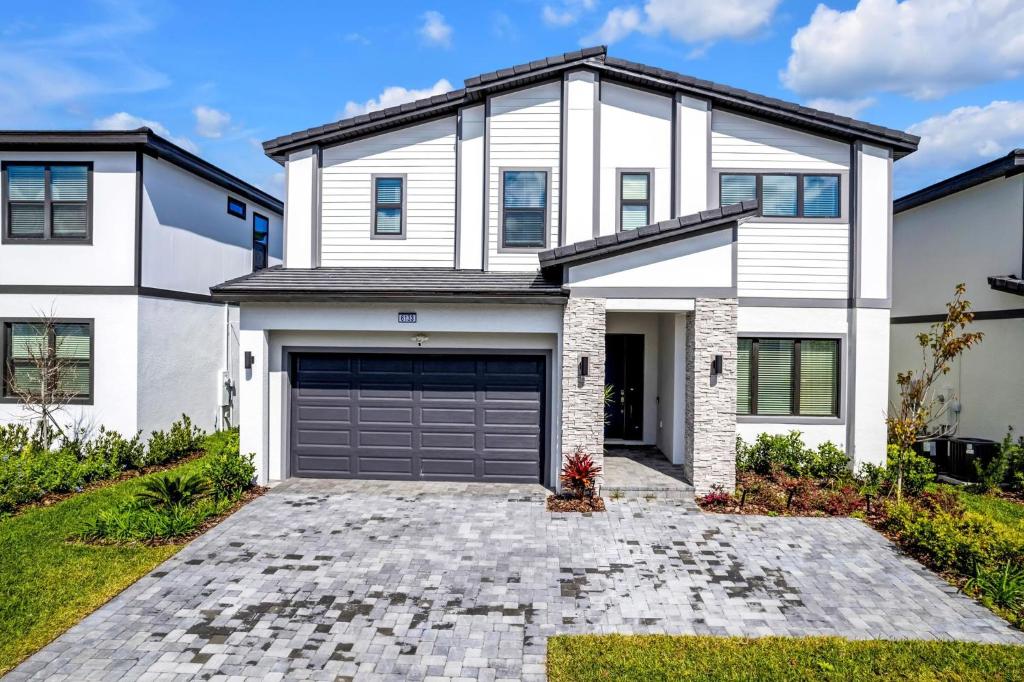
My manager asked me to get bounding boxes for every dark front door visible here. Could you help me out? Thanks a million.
[290,352,545,483]
[604,334,644,440]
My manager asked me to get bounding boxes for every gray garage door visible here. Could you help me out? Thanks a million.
[290,352,545,482]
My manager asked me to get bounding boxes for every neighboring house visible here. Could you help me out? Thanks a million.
[891,150,1024,442]
[213,47,918,494]
[0,129,283,437]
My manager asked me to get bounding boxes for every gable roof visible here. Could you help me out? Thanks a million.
[0,128,283,213]
[538,200,757,270]
[210,266,566,303]
[263,46,919,161]
[895,149,1024,214]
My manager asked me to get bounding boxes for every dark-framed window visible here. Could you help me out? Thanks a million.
[618,170,651,231]
[227,197,247,219]
[737,337,840,417]
[720,173,841,219]
[2,162,92,242]
[2,319,93,403]
[371,175,405,238]
[253,213,269,271]
[501,169,548,249]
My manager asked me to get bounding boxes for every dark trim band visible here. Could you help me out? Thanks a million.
[891,308,1024,324]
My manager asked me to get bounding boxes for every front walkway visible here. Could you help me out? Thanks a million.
[12,480,1022,681]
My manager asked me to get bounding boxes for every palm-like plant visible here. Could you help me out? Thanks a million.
[965,561,1024,611]
[136,471,210,508]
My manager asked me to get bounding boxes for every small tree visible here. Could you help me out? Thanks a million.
[3,310,84,447]
[887,283,983,500]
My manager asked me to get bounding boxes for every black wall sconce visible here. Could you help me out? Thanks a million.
[244,351,254,370]
[579,355,589,377]
[711,354,723,375]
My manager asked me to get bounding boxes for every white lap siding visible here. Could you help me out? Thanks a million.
[320,117,457,267]
[487,82,561,272]
[712,110,850,300]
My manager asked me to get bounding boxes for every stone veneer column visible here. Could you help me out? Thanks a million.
[560,296,606,484]
[685,297,738,495]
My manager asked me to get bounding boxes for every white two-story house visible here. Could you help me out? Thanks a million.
[213,47,917,493]
[0,129,283,436]
[892,149,1024,443]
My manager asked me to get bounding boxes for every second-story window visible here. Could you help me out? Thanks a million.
[3,162,91,242]
[719,173,841,219]
[501,169,547,249]
[227,197,247,219]
[372,175,404,238]
[619,171,651,230]
[253,213,269,271]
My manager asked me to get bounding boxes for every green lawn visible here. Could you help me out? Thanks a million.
[957,488,1024,538]
[0,456,210,674]
[548,635,1024,681]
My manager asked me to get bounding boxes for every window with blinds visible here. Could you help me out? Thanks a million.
[3,320,92,400]
[3,163,91,241]
[737,337,839,417]
[253,213,269,271]
[619,171,650,230]
[719,173,840,219]
[372,176,404,237]
[502,170,547,248]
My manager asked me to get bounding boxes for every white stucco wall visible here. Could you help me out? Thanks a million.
[136,297,238,435]
[892,176,1024,317]
[856,144,891,302]
[0,294,139,435]
[284,148,317,268]
[0,151,137,287]
[563,71,598,245]
[656,313,687,464]
[238,302,564,484]
[141,156,283,295]
[457,105,485,269]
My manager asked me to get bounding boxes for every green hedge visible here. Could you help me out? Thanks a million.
[0,416,206,515]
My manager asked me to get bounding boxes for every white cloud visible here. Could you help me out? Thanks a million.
[805,97,876,119]
[93,112,198,154]
[0,3,167,126]
[902,101,1024,172]
[193,105,231,139]
[782,0,1024,100]
[343,32,370,45]
[419,10,452,48]
[586,7,642,44]
[341,79,454,119]
[542,0,598,27]
[585,0,779,46]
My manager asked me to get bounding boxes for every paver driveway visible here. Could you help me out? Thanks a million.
[11,479,1023,681]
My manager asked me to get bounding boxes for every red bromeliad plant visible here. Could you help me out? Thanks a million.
[560,446,602,498]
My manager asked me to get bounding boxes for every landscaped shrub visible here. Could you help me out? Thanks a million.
[21,442,84,494]
[145,415,205,466]
[78,497,231,542]
[966,561,1024,612]
[83,428,146,477]
[696,484,734,508]
[202,437,255,501]
[559,446,602,498]
[888,444,934,496]
[0,423,30,457]
[977,429,1024,493]
[736,431,851,482]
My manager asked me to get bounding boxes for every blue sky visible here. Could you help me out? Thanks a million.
[2,0,1022,198]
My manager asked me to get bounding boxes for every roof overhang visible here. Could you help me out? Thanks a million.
[988,275,1024,297]
[896,149,1024,214]
[262,47,919,162]
[210,267,568,305]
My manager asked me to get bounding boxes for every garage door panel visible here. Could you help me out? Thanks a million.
[420,431,477,449]
[358,406,414,424]
[291,352,544,482]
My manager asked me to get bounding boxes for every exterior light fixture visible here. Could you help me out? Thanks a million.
[244,351,254,370]
[711,354,723,375]
[413,334,430,347]
[579,355,589,377]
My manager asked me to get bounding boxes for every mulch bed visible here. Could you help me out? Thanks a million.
[546,494,606,512]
